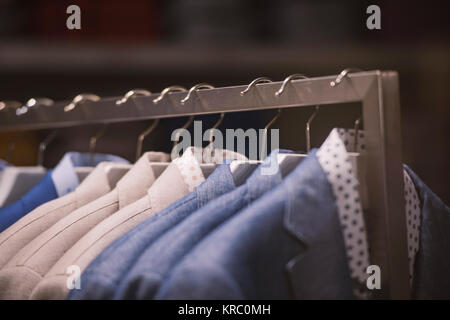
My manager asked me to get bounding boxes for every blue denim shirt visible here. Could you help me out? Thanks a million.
[0,152,128,233]
[115,156,284,299]
[404,165,450,299]
[156,150,354,300]
[68,163,236,300]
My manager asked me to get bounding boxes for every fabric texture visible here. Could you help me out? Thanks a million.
[156,150,355,300]
[115,152,285,299]
[405,165,450,299]
[0,171,57,233]
[0,152,166,299]
[68,162,237,300]
[0,167,47,207]
[0,163,117,269]
[30,148,243,300]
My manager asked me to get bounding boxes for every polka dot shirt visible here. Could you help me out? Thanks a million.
[173,146,247,192]
[316,128,421,298]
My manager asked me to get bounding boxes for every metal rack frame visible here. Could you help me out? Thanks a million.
[0,70,409,299]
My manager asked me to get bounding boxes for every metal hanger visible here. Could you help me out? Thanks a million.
[65,90,132,186]
[231,76,301,183]
[16,98,54,116]
[204,112,225,160]
[240,77,272,96]
[153,86,186,104]
[37,129,59,167]
[330,68,363,87]
[116,89,151,106]
[275,74,308,97]
[180,83,214,105]
[172,115,194,158]
[306,105,320,153]
[136,120,159,161]
[172,83,214,156]
[89,124,109,166]
[353,116,362,152]
[115,89,156,160]
[260,109,281,160]
[64,93,100,112]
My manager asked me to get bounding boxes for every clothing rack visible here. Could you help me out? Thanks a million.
[0,70,409,299]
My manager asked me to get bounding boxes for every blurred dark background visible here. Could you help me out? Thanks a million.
[0,0,449,202]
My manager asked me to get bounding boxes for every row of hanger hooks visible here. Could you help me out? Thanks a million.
[3,68,361,164]
[0,68,359,115]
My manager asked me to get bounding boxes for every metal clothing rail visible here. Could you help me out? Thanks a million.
[0,70,409,299]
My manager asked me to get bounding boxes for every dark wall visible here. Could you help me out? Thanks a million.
[0,0,449,202]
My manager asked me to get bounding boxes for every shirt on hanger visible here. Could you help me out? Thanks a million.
[0,166,46,208]
[30,147,246,300]
[0,152,167,299]
[67,150,243,300]
[113,150,287,300]
[0,162,121,269]
[0,152,128,233]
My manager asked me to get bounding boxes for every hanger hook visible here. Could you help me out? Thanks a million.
[173,115,195,153]
[275,74,308,97]
[89,124,109,166]
[64,93,101,112]
[37,129,59,167]
[260,109,282,160]
[207,113,225,155]
[116,89,151,106]
[330,68,363,87]
[180,83,214,105]
[136,119,160,161]
[353,117,362,152]
[153,86,186,104]
[16,97,54,116]
[306,105,320,152]
[240,77,272,96]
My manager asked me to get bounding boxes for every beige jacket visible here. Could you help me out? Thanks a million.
[29,147,246,300]
[0,152,169,299]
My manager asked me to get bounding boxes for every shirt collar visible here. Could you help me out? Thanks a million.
[316,128,370,298]
[245,149,286,201]
[116,152,170,209]
[195,163,236,207]
[173,147,247,193]
[51,152,129,197]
